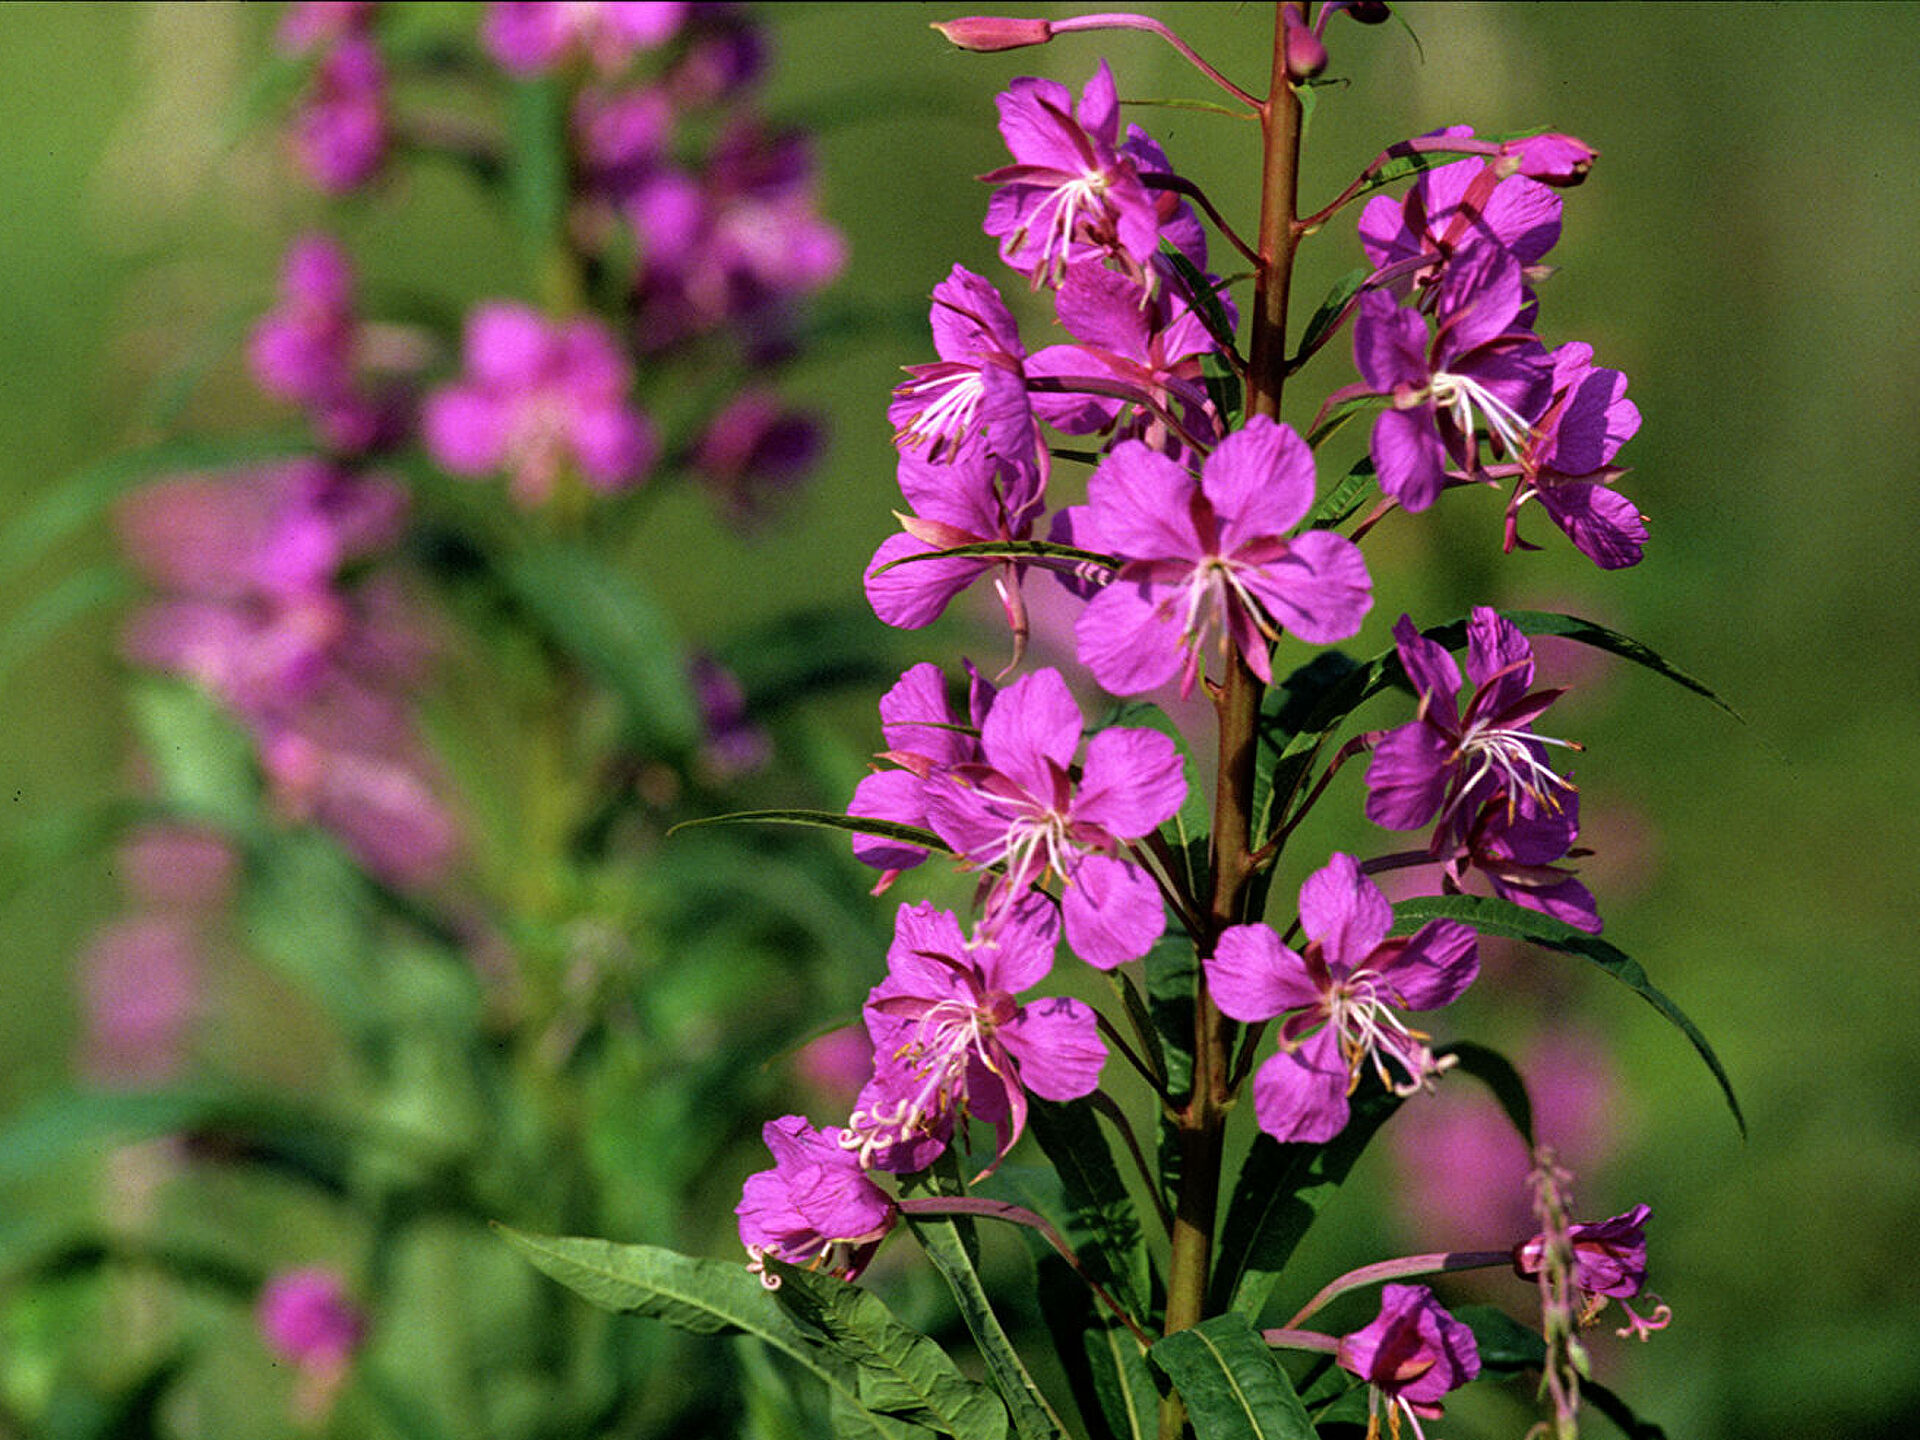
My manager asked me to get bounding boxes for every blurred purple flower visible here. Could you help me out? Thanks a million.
[690,653,770,780]
[483,1,687,76]
[290,34,386,194]
[423,303,657,506]
[78,916,200,1086]
[259,1268,365,1371]
[691,389,823,522]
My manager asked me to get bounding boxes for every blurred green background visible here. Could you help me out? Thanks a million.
[3,3,1917,1437]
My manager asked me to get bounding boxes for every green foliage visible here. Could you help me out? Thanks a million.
[1147,1314,1316,1440]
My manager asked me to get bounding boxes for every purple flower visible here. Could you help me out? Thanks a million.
[922,667,1185,968]
[258,1268,365,1373]
[1365,609,1577,848]
[1444,791,1602,934]
[1501,341,1647,569]
[889,265,1036,465]
[1514,1203,1651,1303]
[848,661,994,888]
[1073,417,1373,698]
[1204,853,1477,1143]
[1336,1283,1481,1429]
[278,2,374,55]
[864,439,1045,643]
[249,235,406,455]
[1353,245,1553,512]
[482,1,687,76]
[690,654,769,780]
[845,899,1104,1176]
[290,35,386,194]
[423,303,657,506]
[980,62,1164,287]
[1023,258,1228,455]
[737,1116,896,1287]
[1359,140,1562,302]
[691,390,823,524]
[78,917,200,1086]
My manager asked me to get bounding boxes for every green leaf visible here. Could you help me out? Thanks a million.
[1451,1306,1546,1378]
[1290,265,1369,371]
[1394,893,1744,1136]
[1147,1313,1315,1440]
[0,566,128,689]
[902,1210,1071,1440]
[669,808,950,857]
[1303,392,1382,449]
[0,1086,354,1190]
[126,678,260,834]
[507,76,568,246]
[1302,456,1376,533]
[0,432,309,577]
[1034,1256,1156,1440]
[766,1261,1009,1440]
[499,542,699,752]
[1213,1082,1401,1318]
[1440,1040,1534,1146]
[1489,610,1745,722]
[1158,243,1241,363]
[1583,1378,1671,1439]
[240,830,381,1041]
[1025,1098,1152,1323]
[867,539,1120,576]
[494,1229,907,1440]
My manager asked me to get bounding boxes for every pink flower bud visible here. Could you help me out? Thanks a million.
[930,15,1054,52]
[1284,8,1328,80]
[1500,133,1598,186]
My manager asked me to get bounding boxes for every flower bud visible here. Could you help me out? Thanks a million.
[1340,0,1393,23]
[930,16,1053,52]
[1283,8,1328,80]
[1501,132,1598,186]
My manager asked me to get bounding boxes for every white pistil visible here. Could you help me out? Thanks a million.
[1430,369,1534,459]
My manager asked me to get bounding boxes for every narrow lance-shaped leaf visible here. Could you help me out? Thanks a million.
[1025,1097,1153,1323]
[867,539,1121,578]
[1147,1313,1315,1440]
[1213,1082,1400,1319]
[764,1259,1009,1440]
[1289,264,1370,372]
[1035,1255,1156,1440]
[494,1229,907,1440]
[901,1205,1071,1440]
[1394,894,1745,1136]
[669,809,950,858]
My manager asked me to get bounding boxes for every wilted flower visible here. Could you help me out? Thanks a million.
[738,1116,896,1287]
[1336,1283,1480,1438]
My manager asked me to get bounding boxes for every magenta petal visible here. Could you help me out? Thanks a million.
[879,902,973,998]
[864,532,983,630]
[1298,852,1393,968]
[1372,405,1448,512]
[1241,528,1373,646]
[422,387,508,476]
[1073,727,1185,839]
[1463,606,1533,701]
[979,668,1083,795]
[1364,722,1453,830]
[1002,995,1105,1100]
[1204,923,1317,1023]
[1353,293,1428,393]
[1074,581,1184,697]
[1392,615,1463,716]
[850,770,931,872]
[1251,1028,1350,1143]
[1083,440,1204,561]
[975,891,1060,993]
[465,303,552,387]
[1380,919,1479,1010]
[1061,853,1164,968]
[1536,482,1647,570]
[1204,415,1317,540]
[572,406,657,490]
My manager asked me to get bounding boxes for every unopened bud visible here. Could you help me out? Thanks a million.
[1341,0,1392,23]
[1284,11,1328,80]
[1501,133,1598,187]
[931,16,1054,53]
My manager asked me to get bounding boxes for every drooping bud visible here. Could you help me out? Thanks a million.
[1337,0,1392,23]
[1283,5,1328,80]
[1500,132,1599,186]
[931,16,1054,52]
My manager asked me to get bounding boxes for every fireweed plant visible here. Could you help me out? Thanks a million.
[503,8,1745,1440]
[0,4,885,1436]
